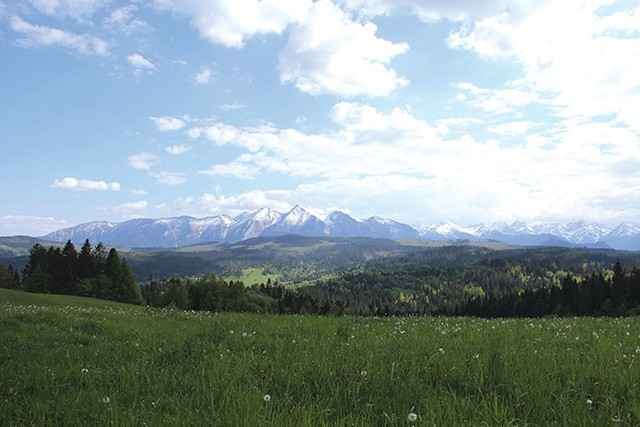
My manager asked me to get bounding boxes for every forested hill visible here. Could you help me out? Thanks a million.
[4,237,640,318]
[295,246,640,316]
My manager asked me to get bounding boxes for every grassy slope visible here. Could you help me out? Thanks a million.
[2,290,640,425]
[0,288,142,310]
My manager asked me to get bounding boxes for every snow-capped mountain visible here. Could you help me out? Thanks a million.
[361,217,420,239]
[417,220,637,250]
[37,208,640,250]
[40,206,426,248]
[420,221,478,241]
[325,211,363,237]
[43,220,116,243]
[226,207,281,241]
[261,205,330,237]
[605,223,640,251]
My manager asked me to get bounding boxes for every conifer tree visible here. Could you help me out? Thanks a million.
[22,244,50,293]
[78,239,95,279]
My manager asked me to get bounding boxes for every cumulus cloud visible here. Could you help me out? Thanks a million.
[454,82,539,113]
[29,0,104,21]
[107,200,148,215]
[338,0,511,21]
[129,188,148,196]
[149,171,187,185]
[194,66,211,84]
[166,144,191,155]
[184,99,640,225]
[150,116,185,132]
[153,0,311,48]
[103,5,150,35]
[0,214,68,236]
[127,53,156,74]
[488,121,537,137]
[279,0,409,97]
[156,190,293,218]
[199,159,261,180]
[10,16,109,55]
[446,1,640,128]
[221,102,244,111]
[128,152,158,170]
[51,177,121,191]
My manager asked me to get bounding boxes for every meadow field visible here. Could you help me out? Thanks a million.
[1,288,639,426]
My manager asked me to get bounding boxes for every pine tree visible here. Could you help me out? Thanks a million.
[22,244,50,293]
[611,260,628,312]
[78,239,95,280]
[93,242,107,276]
[61,240,79,294]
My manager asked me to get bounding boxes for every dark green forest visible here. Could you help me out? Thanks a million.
[2,239,640,317]
[1,240,143,305]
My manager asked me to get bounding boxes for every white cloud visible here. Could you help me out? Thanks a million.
[446,2,640,129]
[199,160,261,180]
[434,117,484,135]
[338,0,511,21]
[29,0,104,21]
[488,121,536,137]
[194,66,211,84]
[150,116,185,132]
[128,152,158,170]
[0,214,68,236]
[166,144,191,155]
[103,5,150,35]
[149,171,187,185]
[127,53,156,74]
[183,99,640,225]
[455,82,539,113]
[129,188,148,196]
[51,177,121,191]
[221,102,245,111]
[279,0,409,97]
[108,200,148,215]
[156,191,293,218]
[10,16,109,55]
[153,0,312,48]
[187,128,203,139]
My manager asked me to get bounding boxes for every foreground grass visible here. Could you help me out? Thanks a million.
[1,291,639,426]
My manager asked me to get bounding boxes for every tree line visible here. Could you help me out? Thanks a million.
[4,242,640,318]
[0,240,143,305]
[443,261,640,317]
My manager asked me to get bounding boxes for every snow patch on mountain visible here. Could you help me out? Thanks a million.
[38,208,640,250]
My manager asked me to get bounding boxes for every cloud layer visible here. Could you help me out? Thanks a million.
[51,177,121,191]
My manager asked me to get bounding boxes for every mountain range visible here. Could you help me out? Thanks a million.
[37,205,640,251]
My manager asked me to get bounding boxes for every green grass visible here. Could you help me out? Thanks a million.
[226,267,280,286]
[1,291,639,426]
[0,288,143,310]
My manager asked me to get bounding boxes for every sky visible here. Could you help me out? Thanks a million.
[1,0,639,236]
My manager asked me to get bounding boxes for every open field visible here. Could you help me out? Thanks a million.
[1,289,639,426]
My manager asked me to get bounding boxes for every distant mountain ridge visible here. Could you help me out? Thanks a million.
[38,206,640,250]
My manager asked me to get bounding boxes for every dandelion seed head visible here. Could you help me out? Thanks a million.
[263,394,271,402]
[408,412,417,422]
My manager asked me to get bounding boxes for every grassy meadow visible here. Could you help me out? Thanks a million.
[1,288,639,426]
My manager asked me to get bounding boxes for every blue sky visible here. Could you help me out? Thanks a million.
[1,0,639,236]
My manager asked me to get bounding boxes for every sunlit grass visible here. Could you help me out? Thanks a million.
[1,291,639,425]
[226,267,280,286]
